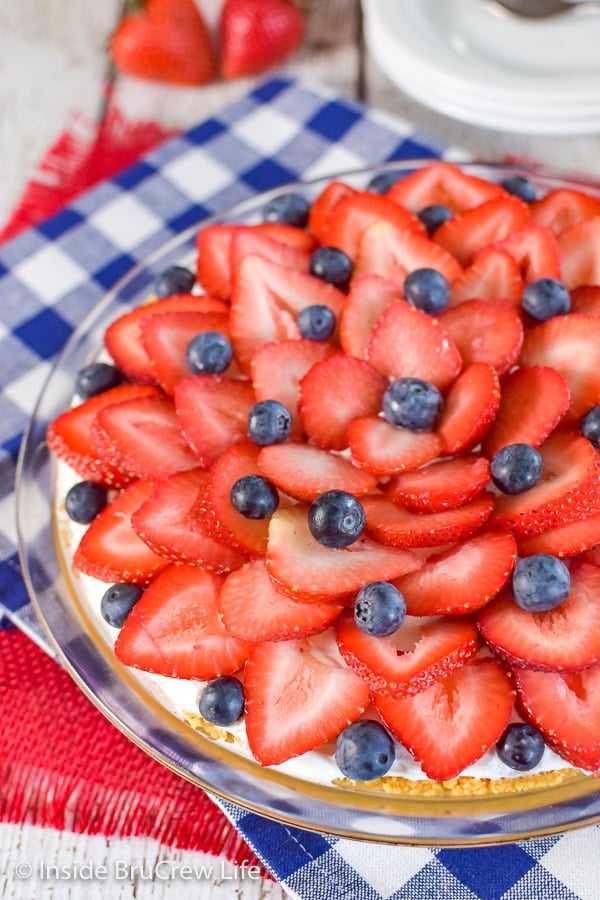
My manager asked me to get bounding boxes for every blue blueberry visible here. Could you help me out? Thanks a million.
[496,722,545,771]
[417,204,453,235]
[100,582,143,628]
[297,304,336,341]
[490,443,543,495]
[199,676,245,726]
[335,720,395,781]
[403,268,450,314]
[65,481,108,524]
[247,399,292,446]
[382,378,443,431]
[230,474,279,519]
[366,171,401,194]
[512,554,571,612]
[75,362,123,398]
[521,277,570,321]
[186,331,233,374]
[354,582,406,637]
[308,490,366,548]
[580,405,600,449]
[309,246,353,289]
[263,192,310,227]
[154,265,195,298]
[500,174,537,203]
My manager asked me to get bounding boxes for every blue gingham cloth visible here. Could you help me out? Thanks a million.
[1,75,599,900]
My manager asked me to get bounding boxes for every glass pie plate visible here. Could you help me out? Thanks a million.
[15,159,600,846]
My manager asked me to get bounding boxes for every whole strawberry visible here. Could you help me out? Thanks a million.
[220,0,305,79]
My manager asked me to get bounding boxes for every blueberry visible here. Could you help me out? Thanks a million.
[382,378,443,431]
[496,722,545,771]
[263,192,310,227]
[580,405,600,449]
[247,399,292,446]
[199,676,245,726]
[490,443,543,495]
[403,268,450,314]
[335,720,395,781]
[230,474,279,519]
[75,362,123,399]
[366,171,401,194]
[309,246,353,289]
[154,265,195,298]
[500,174,537,203]
[521,277,570,321]
[297,304,336,341]
[100,582,143,628]
[186,331,233,374]
[65,481,108,524]
[308,490,366,548]
[354,582,406,637]
[512,554,571,612]
[417,204,453,235]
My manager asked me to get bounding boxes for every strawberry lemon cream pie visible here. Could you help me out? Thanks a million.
[48,161,600,797]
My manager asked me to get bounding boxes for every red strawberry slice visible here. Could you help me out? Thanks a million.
[530,187,600,235]
[366,300,462,390]
[354,219,463,285]
[244,632,371,765]
[91,393,200,480]
[47,383,161,487]
[336,610,479,697]
[230,255,346,371]
[449,246,523,307]
[514,664,600,772]
[479,561,600,672]
[362,493,495,550]
[557,218,600,289]
[130,468,245,572]
[570,285,600,317]
[348,417,442,476]
[73,480,171,585]
[308,180,356,244]
[519,313,600,420]
[230,226,311,279]
[518,510,600,559]
[219,558,344,642]
[396,530,517,616]
[257,442,376,500]
[386,161,507,213]
[324,191,424,261]
[298,354,388,450]
[197,223,235,299]
[439,299,523,378]
[114,563,251,680]
[174,375,255,468]
[492,224,561,283]
[374,657,515,780]
[266,506,423,603]
[483,366,571,457]
[437,362,500,455]
[384,454,491,513]
[434,196,531,266]
[339,274,402,359]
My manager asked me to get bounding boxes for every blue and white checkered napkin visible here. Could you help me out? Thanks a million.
[1,75,598,900]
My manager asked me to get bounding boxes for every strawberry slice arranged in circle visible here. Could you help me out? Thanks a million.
[439,299,523,378]
[386,161,507,213]
[348,417,442,476]
[384,454,491,513]
[517,510,600,559]
[449,246,523,307]
[434,195,531,266]
[354,220,463,285]
[530,187,600,235]
[491,223,561,283]
[339,274,401,359]
[308,180,356,244]
[557,218,600,289]
[324,190,424,260]
[257,442,377,501]
[437,362,500,455]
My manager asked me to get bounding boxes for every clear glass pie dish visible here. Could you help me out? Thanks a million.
[15,159,600,846]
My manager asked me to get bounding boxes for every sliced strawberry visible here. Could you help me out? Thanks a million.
[336,610,479,697]
[324,191,424,261]
[230,255,345,371]
[219,558,343,642]
[582,544,600,566]
[256,222,318,253]
[530,187,600,235]
[479,561,600,672]
[73,479,170,584]
[491,224,561,283]
[114,563,251,680]
[396,530,517,616]
[518,510,600,558]
[519,313,600,419]
[386,161,507,213]
[570,285,600,317]
[384,454,491,513]
[338,274,401,359]
[354,220,462,285]
[298,354,388,450]
[439,299,523,378]
[130,468,245,572]
[230,225,311,279]
[266,505,423,602]
[308,179,356,244]
[47,383,161,487]
[196,223,235,298]
[558,218,600,289]
[437,362,500,455]
[174,375,255,468]
[449,246,523,307]
[257,442,376,500]
[244,631,371,765]
[348,417,442,476]
[483,366,571,457]
[91,393,200,480]
[362,493,495,550]
[434,196,531,266]
[366,300,462,390]
[514,664,600,772]
[374,657,515,780]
